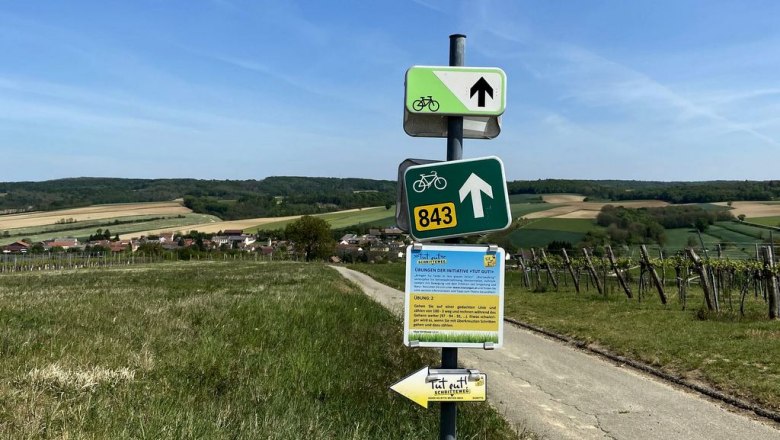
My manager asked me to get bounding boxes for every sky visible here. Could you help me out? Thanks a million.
[1,0,779,182]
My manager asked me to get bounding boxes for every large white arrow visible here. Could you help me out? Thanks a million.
[459,173,493,218]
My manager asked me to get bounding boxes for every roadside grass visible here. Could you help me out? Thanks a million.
[350,262,780,412]
[0,261,523,439]
[249,206,395,232]
[0,213,220,245]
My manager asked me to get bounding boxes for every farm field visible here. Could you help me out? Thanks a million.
[714,201,780,219]
[118,215,300,238]
[747,216,780,228]
[510,203,559,219]
[496,218,601,250]
[247,206,394,233]
[523,199,669,220]
[0,213,220,246]
[351,262,780,413]
[0,261,522,439]
[0,201,191,230]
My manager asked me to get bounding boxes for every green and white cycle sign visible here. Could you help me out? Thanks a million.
[404,156,512,241]
[405,66,506,116]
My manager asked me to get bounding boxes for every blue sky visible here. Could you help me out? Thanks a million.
[1,0,779,182]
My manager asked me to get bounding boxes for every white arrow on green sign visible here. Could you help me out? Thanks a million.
[405,66,506,116]
[404,156,511,241]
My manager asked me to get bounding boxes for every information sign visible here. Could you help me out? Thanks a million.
[404,244,505,348]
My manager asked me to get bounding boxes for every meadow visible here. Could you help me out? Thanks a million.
[351,262,780,413]
[0,261,523,439]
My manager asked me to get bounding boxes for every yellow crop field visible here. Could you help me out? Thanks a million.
[713,201,780,219]
[0,201,191,230]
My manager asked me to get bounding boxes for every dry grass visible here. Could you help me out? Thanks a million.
[0,201,190,230]
[713,201,780,218]
[541,194,586,203]
[26,364,136,391]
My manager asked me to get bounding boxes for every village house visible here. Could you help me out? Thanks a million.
[42,238,81,251]
[2,241,31,254]
[211,234,256,249]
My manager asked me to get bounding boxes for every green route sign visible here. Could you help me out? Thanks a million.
[404,156,511,241]
[405,66,506,116]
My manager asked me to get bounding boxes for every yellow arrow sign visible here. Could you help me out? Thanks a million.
[390,367,487,408]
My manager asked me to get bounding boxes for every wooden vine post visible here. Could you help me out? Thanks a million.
[606,245,633,299]
[582,248,604,296]
[517,250,531,289]
[761,246,779,320]
[540,249,559,289]
[530,248,542,287]
[686,248,716,312]
[640,245,667,305]
[561,248,580,294]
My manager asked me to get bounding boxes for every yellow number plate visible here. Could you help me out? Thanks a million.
[413,203,457,231]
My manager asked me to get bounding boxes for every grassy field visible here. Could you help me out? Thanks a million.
[0,261,524,439]
[747,217,780,227]
[508,194,544,203]
[509,203,557,219]
[350,262,780,412]
[521,218,597,233]
[248,206,395,233]
[499,218,600,249]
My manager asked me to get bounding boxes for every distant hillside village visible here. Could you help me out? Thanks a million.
[0,227,410,263]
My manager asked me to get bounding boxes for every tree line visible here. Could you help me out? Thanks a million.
[0,176,395,218]
[507,179,780,203]
[3,176,779,219]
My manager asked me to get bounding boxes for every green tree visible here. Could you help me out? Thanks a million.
[285,215,335,261]
[694,218,709,232]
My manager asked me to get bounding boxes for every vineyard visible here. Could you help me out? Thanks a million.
[512,243,780,319]
[0,250,289,273]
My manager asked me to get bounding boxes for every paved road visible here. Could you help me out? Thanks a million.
[331,266,780,440]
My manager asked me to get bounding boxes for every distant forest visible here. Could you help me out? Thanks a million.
[507,179,780,203]
[1,177,779,220]
[0,177,396,220]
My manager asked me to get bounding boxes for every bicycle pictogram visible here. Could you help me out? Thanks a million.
[412,95,440,112]
[412,171,447,193]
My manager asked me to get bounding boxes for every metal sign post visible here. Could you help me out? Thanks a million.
[393,34,508,440]
[441,33,465,440]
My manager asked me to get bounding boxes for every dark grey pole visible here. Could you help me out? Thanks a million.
[447,34,465,162]
[440,33,466,440]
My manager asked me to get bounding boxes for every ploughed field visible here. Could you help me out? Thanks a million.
[0,261,523,439]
